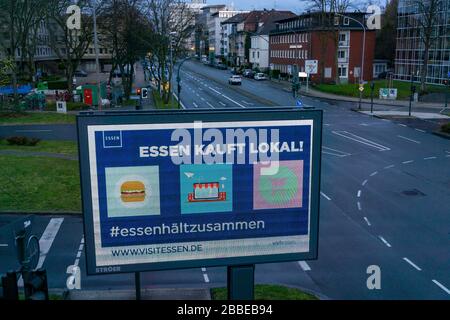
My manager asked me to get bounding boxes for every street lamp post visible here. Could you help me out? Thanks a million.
[92,1,102,111]
[335,13,366,110]
[176,56,195,109]
[169,32,177,103]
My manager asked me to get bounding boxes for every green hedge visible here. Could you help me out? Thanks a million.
[47,80,68,90]
[441,123,450,134]
[45,101,89,111]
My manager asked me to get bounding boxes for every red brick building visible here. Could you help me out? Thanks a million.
[269,12,376,84]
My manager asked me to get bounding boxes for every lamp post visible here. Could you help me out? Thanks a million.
[169,32,177,102]
[335,13,366,110]
[92,0,102,111]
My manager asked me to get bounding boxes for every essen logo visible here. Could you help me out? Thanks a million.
[103,131,122,148]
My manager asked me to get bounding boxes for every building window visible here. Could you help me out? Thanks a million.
[338,65,348,78]
[338,50,346,59]
[334,17,339,25]
[344,17,350,25]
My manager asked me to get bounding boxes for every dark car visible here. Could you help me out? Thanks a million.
[215,63,227,70]
[74,70,88,77]
[377,71,393,79]
[243,69,254,78]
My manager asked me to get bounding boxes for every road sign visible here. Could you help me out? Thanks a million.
[77,109,322,275]
[296,99,303,107]
[305,60,318,75]
[56,101,67,113]
[141,88,148,99]
[359,85,364,92]
[298,72,308,78]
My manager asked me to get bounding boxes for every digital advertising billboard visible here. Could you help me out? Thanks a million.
[77,109,322,275]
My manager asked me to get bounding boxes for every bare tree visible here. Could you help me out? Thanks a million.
[45,0,96,95]
[146,0,195,104]
[0,0,47,107]
[409,0,443,92]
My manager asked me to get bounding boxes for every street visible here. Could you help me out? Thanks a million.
[1,60,449,299]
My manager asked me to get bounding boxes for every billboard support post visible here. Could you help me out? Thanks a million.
[135,272,141,300]
[227,265,254,300]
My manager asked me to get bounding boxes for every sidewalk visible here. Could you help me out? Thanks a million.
[267,78,446,110]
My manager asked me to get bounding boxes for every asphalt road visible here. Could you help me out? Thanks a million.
[1,60,449,299]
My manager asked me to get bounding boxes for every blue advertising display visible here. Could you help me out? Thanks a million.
[77,109,322,275]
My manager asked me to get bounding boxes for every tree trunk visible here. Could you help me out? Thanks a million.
[420,43,429,92]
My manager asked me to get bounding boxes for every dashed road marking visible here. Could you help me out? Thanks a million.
[203,273,210,283]
[206,101,215,109]
[193,102,199,108]
[415,129,426,133]
[298,261,311,271]
[362,179,368,186]
[384,164,395,169]
[403,257,422,271]
[364,217,371,226]
[219,101,226,107]
[332,131,390,151]
[357,201,362,211]
[322,146,351,158]
[432,280,450,295]
[398,135,421,144]
[378,236,392,248]
[402,160,414,164]
[424,156,437,160]
[370,171,378,177]
[398,124,407,127]
[320,191,331,201]
[357,190,361,198]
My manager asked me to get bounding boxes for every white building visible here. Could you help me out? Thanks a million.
[208,9,248,60]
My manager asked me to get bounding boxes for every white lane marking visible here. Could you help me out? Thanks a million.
[362,179,368,186]
[36,218,64,269]
[320,191,331,201]
[0,244,8,247]
[219,101,226,107]
[402,257,422,271]
[242,100,254,105]
[81,237,84,244]
[173,93,186,109]
[203,273,210,283]
[193,102,199,108]
[200,97,205,101]
[322,146,351,158]
[370,171,378,177]
[384,164,395,169]
[357,201,362,211]
[432,280,450,295]
[298,261,311,271]
[76,251,82,258]
[74,258,80,267]
[332,131,390,151]
[424,156,437,160]
[398,124,407,127]
[415,129,426,133]
[357,190,361,198]
[15,129,52,133]
[221,94,246,108]
[209,87,221,94]
[402,160,414,164]
[78,243,84,252]
[201,267,206,272]
[206,101,215,109]
[378,236,392,248]
[364,217,371,226]
[397,135,421,144]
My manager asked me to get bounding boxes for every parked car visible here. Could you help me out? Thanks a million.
[231,68,243,75]
[243,69,254,78]
[74,70,88,77]
[254,73,267,81]
[215,63,227,70]
[377,70,393,79]
[228,75,242,85]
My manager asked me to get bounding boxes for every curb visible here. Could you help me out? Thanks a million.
[0,211,81,216]
[432,131,450,140]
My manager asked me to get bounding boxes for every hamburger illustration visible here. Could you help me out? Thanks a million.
[120,181,146,202]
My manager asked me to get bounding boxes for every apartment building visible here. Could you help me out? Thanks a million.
[249,10,296,71]
[395,0,450,84]
[269,12,376,83]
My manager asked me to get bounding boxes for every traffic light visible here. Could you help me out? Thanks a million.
[23,269,49,300]
[141,87,148,99]
[136,88,141,96]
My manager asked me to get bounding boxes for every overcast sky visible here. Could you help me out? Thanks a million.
[204,0,382,14]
